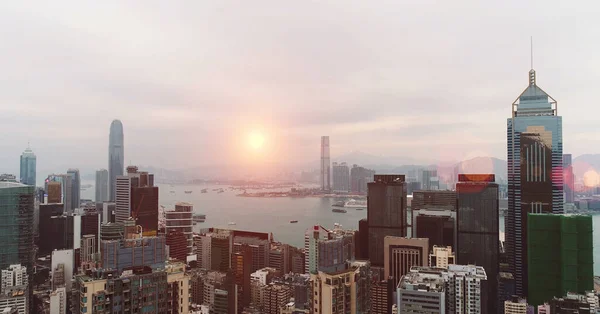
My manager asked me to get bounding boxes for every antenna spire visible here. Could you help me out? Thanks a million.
[530,36,534,69]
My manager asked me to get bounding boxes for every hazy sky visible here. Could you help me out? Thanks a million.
[0,1,596,175]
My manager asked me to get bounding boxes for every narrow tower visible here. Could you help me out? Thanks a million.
[108,120,124,201]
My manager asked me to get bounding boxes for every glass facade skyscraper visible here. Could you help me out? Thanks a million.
[19,146,36,186]
[67,168,80,210]
[320,136,330,191]
[0,182,34,276]
[507,68,563,297]
[108,119,124,201]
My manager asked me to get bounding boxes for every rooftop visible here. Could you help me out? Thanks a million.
[0,181,29,189]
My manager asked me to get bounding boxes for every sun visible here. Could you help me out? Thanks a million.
[248,131,265,150]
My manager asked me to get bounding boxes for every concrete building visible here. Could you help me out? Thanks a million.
[504,296,531,314]
[49,286,67,314]
[0,265,28,314]
[320,136,331,191]
[74,266,169,314]
[456,173,499,314]
[421,169,440,190]
[100,236,167,272]
[19,145,36,186]
[309,261,370,314]
[166,261,190,314]
[0,182,34,276]
[95,169,109,203]
[51,249,74,291]
[411,190,456,251]
[304,224,355,274]
[507,67,564,296]
[263,283,292,314]
[371,279,394,314]
[429,245,455,268]
[384,236,428,287]
[332,162,350,193]
[397,265,487,314]
[165,202,194,256]
[47,181,62,204]
[368,175,407,267]
[109,119,125,201]
[115,166,159,236]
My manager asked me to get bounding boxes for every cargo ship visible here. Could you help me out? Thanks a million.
[332,208,347,213]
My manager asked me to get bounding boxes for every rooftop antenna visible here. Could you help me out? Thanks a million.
[530,36,533,69]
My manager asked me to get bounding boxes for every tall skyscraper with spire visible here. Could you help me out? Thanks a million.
[506,67,563,297]
[19,144,36,186]
[108,120,124,201]
[320,136,330,191]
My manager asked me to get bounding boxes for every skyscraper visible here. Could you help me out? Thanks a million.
[350,165,376,194]
[367,175,407,267]
[507,67,563,296]
[95,169,109,203]
[320,136,330,191]
[19,145,36,186]
[165,202,194,256]
[332,162,350,192]
[108,119,124,201]
[67,168,80,210]
[0,182,34,278]
[563,154,575,203]
[115,166,159,236]
[456,173,499,314]
[383,236,429,287]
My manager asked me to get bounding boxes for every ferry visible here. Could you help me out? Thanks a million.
[228,222,236,225]
[193,214,206,223]
[201,189,208,193]
[333,199,367,208]
[185,190,192,194]
[332,208,347,213]
[290,220,298,223]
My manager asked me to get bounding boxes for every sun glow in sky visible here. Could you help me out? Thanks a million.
[248,131,266,150]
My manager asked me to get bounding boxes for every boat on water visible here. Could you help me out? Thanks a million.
[201,189,208,193]
[290,220,298,223]
[228,222,236,225]
[193,214,206,222]
[169,191,175,194]
[333,199,367,208]
[217,188,225,193]
[356,208,364,210]
[185,190,192,194]
[332,208,347,213]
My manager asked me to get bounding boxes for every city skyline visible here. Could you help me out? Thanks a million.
[0,1,597,175]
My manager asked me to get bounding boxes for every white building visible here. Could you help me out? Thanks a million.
[0,265,28,314]
[504,296,529,314]
[1,265,27,291]
[397,265,487,314]
[49,286,67,314]
[51,249,74,291]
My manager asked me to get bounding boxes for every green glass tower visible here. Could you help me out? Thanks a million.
[527,213,594,307]
[0,182,35,273]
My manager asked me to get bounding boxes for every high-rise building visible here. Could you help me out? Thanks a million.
[507,67,563,296]
[411,190,456,251]
[527,213,594,307]
[108,119,125,201]
[429,245,455,268]
[49,286,67,314]
[100,236,167,272]
[350,165,376,194]
[165,202,194,256]
[367,175,407,267]
[304,224,355,274]
[166,230,188,262]
[563,154,575,203]
[383,236,428,287]
[397,265,487,314]
[19,145,36,186]
[320,136,331,191]
[165,261,190,314]
[74,266,169,314]
[263,283,292,314]
[47,181,62,204]
[95,169,109,203]
[0,265,28,314]
[51,249,74,291]
[115,166,159,236]
[309,261,371,314]
[421,169,439,190]
[549,292,598,313]
[456,173,499,314]
[0,182,34,280]
[504,296,530,314]
[211,233,232,272]
[67,168,81,210]
[232,246,252,312]
[332,162,350,192]
[370,279,394,314]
